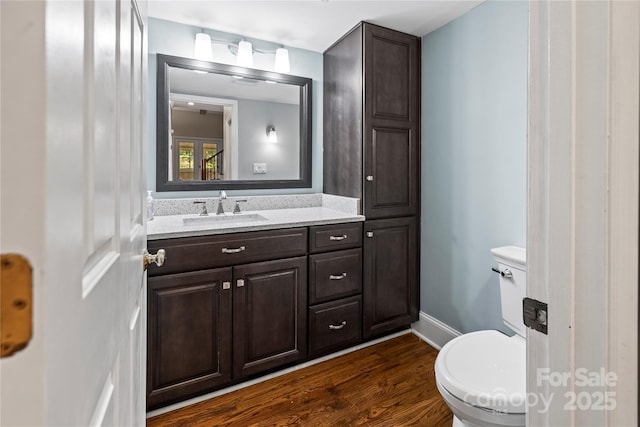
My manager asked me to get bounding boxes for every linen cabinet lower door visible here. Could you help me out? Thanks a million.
[147,268,232,410]
[233,257,308,380]
[363,217,418,339]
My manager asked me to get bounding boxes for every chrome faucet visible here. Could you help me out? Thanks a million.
[216,190,227,215]
[233,199,248,214]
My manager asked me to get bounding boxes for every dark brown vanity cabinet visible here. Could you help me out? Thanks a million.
[323,22,421,340]
[308,223,363,357]
[323,22,420,219]
[146,229,308,410]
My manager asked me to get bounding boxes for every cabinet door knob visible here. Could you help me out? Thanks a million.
[223,281,231,290]
[366,231,374,238]
[366,175,374,182]
[237,279,245,288]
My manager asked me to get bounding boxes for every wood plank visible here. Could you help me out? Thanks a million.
[147,334,452,426]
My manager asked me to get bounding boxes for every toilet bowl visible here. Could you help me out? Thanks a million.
[434,246,527,427]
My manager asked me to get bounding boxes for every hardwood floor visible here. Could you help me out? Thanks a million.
[147,333,453,426]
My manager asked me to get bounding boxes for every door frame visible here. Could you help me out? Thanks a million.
[168,93,239,180]
[0,2,48,423]
[527,1,639,425]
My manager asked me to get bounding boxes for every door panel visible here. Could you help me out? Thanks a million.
[363,217,418,339]
[147,269,232,409]
[363,23,419,219]
[0,1,148,425]
[364,23,419,122]
[233,257,307,379]
[369,34,411,120]
[364,126,418,218]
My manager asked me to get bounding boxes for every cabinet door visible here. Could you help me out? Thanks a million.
[147,268,232,410]
[233,257,308,379]
[363,24,420,218]
[364,125,419,218]
[363,217,418,339]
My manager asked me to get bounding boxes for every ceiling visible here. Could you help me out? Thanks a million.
[147,1,483,52]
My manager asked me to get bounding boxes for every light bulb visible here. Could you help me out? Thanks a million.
[194,32,212,61]
[237,41,253,67]
[266,126,278,143]
[274,48,290,73]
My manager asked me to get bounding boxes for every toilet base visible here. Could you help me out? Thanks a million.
[453,414,481,427]
[437,379,525,427]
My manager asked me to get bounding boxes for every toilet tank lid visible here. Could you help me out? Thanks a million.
[491,246,526,267]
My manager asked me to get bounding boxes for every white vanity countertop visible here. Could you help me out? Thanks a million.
[147,206,365,240]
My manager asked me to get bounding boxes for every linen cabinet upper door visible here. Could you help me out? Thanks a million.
[363,24,420,218]
[365,25,418,121]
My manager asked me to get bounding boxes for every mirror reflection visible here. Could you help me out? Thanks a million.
[156,55,312,192]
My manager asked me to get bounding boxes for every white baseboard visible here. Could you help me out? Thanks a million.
[411,311,461,350]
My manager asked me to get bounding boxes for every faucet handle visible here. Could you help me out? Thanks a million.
[233,199,248,214]
[193,201,208,216]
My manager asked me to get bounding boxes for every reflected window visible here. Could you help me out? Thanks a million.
[173,137,223,181]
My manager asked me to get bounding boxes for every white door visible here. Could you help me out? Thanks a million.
[0,1,148,425]
[527,1,638,425]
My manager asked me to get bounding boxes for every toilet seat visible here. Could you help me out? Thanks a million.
[435,330,526,414]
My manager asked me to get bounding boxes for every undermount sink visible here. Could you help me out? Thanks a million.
[182,213,268,226]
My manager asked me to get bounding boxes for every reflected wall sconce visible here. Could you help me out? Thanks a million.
[266,125,278,143]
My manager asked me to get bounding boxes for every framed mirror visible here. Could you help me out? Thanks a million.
[156,54,312,191]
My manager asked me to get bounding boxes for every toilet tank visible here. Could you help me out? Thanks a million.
[491,246,527,337]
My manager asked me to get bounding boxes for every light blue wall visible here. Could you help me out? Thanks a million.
[237,100,300,180]
[421,1,528,334]
[147,18,323,198]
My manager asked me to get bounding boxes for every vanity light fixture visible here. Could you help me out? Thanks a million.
[193,30,289,73]
[194,32,213,61]
[274,48,290,73]
[237,41,254,67]
[266,125,278,143]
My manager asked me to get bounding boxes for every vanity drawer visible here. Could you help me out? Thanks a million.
[309,222,362,253]
[147,228,307,276]
[309,248,362,305]
[309,296,362,357]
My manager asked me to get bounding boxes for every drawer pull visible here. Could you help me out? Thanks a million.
[329,234,347,241]
[329,273,347,280]
[221,246,245,254]
[329,321,347,330]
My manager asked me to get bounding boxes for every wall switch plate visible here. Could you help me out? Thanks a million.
[253,163,267,174]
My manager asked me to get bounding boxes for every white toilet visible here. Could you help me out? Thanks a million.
[435,246,526,427]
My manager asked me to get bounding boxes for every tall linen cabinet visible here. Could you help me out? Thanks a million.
[323,22,420,339]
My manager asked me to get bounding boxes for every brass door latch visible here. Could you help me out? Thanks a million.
[1,254,33,358]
